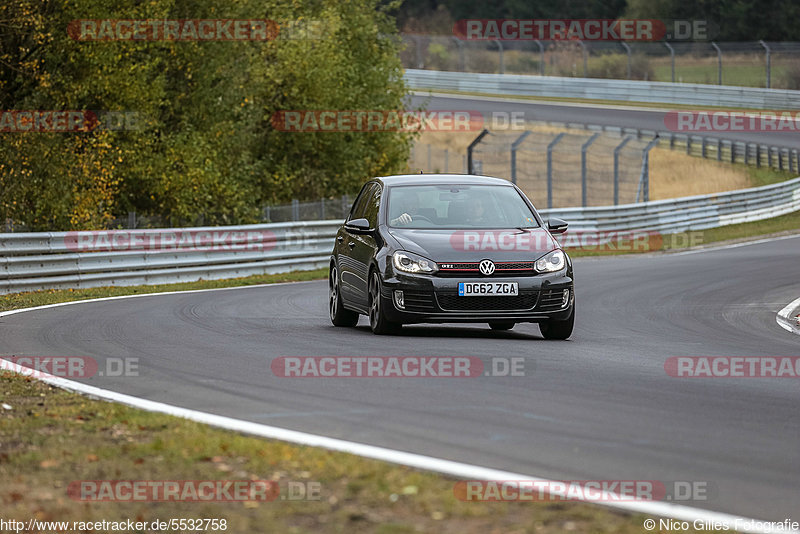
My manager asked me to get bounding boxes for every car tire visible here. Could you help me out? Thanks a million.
[368,271,401,335]
[488,321,515,331]
[329,265,359,327]
[539,305,574,340]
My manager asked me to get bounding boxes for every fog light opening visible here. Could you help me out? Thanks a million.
[561,288,570,308]
[393,290,405,310]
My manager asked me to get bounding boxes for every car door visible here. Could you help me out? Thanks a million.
[338,183,374,307]
[347,183,383,307]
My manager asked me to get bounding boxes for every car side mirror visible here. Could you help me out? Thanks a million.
[546,218,568,234]
[345,218,371,233]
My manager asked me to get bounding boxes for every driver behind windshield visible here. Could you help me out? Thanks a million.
[389,189,420,226]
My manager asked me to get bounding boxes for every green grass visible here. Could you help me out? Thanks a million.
[0,269,328,313]
[2,373,680,533]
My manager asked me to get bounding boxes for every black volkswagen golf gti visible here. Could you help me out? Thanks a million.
[329,174,575,339]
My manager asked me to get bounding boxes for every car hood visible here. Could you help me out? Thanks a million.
[388,227,558,262]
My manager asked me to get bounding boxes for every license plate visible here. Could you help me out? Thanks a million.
[458,282,519,296]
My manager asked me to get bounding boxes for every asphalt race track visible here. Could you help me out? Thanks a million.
[2,237,799,520]
[411,93,800,149]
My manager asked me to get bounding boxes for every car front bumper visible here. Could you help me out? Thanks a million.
[380,271,574,324]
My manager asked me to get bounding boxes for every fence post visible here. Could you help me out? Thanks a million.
[663,41,675,82]
[701,136,707,158]
[546,133,566,208]
[427,144,432,170]
[127,211,136,229]
[451,37,465,71]
[511,131,532,185]
[534,40,545,75]
[444,149,449,173]
[576,40,587,77]
[637,137,660,203]
[620,41,632,79]
[341,194,348,218]
[760,40,771,88]
[716,138,722,161]
[291,199,300,221]
[320,197,325,219]
[711,42,722,85]
[412,35,424,69]
[467,129,490,174]
[492,39,504,74]
[614,136,634,205]
[581,132,600,207]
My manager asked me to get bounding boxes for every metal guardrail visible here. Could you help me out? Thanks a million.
[0,221,340,294]
[404,69,800,109]
[0,178,798,294]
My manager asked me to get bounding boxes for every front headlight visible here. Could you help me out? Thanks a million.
[535,248,566,273]
[392,251,438,274]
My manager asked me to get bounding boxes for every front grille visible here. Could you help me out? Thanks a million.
[436,290,538,311]
[537,288,566,311]
[437,261,538,277]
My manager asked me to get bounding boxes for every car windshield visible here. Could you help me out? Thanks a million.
[387,184,540,229]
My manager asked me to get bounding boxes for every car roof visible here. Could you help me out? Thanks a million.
[374,174,512,187]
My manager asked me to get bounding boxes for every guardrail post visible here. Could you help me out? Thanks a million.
[620,42,632,79]
[511,131,532,185]
[534,40,545,75]
[701,136,707,158]
[711,42,722,85]
[716,138,722,161]
[767,146,773,168]
[614,136,634,205]
[731,141,737,163]
[467,129,490,174]
[581,132,600,206]
[663,41,675,82]
[686,136,691,155]
[760,40,771,88]
[756,145,761,168]
[637,136,660,203]
[547,133,566,208]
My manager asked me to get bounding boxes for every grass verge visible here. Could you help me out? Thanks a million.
[0,374,703,533]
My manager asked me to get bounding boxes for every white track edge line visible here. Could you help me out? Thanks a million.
[671,233,800,256]
[1,293,794,531]
[0,357,789,532]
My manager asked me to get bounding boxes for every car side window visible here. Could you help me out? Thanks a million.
[348,183,374,222]
[363,184,382,228]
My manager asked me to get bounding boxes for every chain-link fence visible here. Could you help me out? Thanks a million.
[401,35,800,89]
[457,129,656,208]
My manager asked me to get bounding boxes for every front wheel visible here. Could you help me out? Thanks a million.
[368,272,401,335]
[539,305,574,340]
[330,265,358,327]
